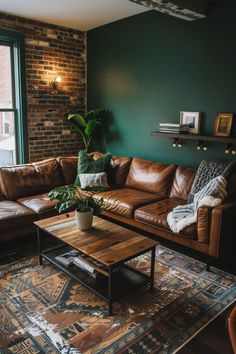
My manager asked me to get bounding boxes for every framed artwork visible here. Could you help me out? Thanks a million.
[180,111,201,134]
[214,113,233,137]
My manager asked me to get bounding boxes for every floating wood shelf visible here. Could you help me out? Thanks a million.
[151,131,236,154]
[151,131,236,144]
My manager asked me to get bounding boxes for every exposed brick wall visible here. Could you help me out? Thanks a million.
[0,14,86,162]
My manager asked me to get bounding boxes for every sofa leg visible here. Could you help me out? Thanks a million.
[206,255,211,271]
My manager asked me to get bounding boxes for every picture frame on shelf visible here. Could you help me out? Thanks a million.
[213,113,233,137]
[180,111,201,134]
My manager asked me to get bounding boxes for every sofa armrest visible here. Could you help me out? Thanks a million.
[227,305,236,354]
[208,201,236,257]
[197,206,212,243]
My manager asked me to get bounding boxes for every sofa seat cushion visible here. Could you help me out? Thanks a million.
[17,193,58,216]
[135,199,196,239]
[0,201,37,232]
[94,187,162,218]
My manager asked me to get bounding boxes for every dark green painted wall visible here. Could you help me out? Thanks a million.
[87,1,236,167]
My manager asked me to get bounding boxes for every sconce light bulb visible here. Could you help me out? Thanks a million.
[232,149,236,155]
[203,146,207,151]
[225,149,229,154]
[197,145,201,150]
[178,143,182,148]
[172,139,177,148]
[55,76,61,83]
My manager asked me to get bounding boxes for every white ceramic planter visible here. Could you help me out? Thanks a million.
[75,208,93,230]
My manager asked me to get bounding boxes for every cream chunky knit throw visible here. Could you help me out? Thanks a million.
[167,175,227,234]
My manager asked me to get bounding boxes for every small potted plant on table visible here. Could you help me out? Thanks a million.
[48,186,103,230]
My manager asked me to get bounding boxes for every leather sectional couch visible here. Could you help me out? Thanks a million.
[0,152,236,259]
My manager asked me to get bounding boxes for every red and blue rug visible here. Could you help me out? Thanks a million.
[0,244,235,353]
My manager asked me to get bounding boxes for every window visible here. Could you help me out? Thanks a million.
[2,112,11,135]
[0,28,28,166]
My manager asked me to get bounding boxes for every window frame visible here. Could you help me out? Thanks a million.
[0,27,28,164]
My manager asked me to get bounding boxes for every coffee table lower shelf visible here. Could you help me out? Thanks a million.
[40,245,152,315]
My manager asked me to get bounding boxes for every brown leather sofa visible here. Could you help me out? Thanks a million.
[228,305,236,354]
[0,153,236,259]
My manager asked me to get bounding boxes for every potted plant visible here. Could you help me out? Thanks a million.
[68,109,103,152]
[48,185,103,230]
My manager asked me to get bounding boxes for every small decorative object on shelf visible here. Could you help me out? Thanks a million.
[214,113,233,137]
[180,111,201,134]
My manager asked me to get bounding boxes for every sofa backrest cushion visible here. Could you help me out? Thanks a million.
[93,152,132,187]
[57,156,78,185]
[170,166,196,201]
[125,157,176,195]
[0,158,64,200]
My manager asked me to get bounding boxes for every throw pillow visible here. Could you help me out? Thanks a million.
[74,150,112,185]
[79,172,109,190]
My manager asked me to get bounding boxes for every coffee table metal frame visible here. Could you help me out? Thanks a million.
[36,224,156,316]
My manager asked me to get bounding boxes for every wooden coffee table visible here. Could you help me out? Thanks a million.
[34,213,158,315]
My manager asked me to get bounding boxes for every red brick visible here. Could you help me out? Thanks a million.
[0,13,86,162]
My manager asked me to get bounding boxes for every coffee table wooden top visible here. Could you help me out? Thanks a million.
[34,212,158,267]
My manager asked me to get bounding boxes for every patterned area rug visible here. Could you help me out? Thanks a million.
[0,244,235,354]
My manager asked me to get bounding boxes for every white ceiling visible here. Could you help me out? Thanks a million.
[0,0,150,31]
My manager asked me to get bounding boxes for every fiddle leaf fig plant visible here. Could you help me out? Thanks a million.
[68,109,103,152]
[48,185,103,214]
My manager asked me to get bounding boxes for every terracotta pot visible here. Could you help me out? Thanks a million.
[75,208,93,230]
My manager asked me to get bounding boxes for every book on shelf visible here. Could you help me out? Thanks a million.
[73,256,107,279]
[55,247,112,279]
[159,129,189,133]
[55,249,80,267]
[159,123,190,128]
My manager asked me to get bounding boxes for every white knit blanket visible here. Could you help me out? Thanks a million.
[167,175,227,233]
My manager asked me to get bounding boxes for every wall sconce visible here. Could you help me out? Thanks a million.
[172,138,177,147]
[196,141,202,150]
[225,143,231,154]
[196,141,207,151]
[172,138,182,148]
[203,143,208,151]
[50,76,61,89]
[177,139,182,148]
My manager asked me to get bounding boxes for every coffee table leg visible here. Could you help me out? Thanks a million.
[37,228,43,266]
[108,267,113,316]
[150,247,156,290]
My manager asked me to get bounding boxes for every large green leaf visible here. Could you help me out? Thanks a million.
[86,109,102,121]
[48,185,103,215]
[68,114,86,128]
[84,119,97,136]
